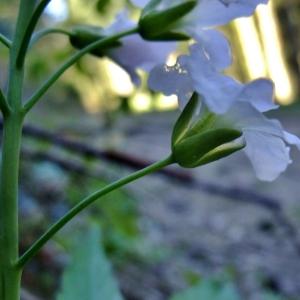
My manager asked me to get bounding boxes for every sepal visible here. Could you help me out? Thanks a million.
[138,1,196,41]
[195,140,246,167]
[173,128,243,168]
[171,94,244,168]
[171,93,199,148]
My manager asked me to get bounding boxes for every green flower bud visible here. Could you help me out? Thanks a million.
[69,25,121,57]
[173,128,243,168]
[138,0,197,41]
[171,94,245,168]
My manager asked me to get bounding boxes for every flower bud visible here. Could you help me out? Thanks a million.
[69,25,121,57]
[138,0,197,41]
[171,94,245,168]
[173,128,243,168]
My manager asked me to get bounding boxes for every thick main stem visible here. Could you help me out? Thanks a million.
[0,1,37,299]
[0,114,23,300]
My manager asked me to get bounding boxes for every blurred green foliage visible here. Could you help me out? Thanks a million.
[57,225,124,300]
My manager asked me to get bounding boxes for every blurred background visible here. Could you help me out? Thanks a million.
[1,0,300,299]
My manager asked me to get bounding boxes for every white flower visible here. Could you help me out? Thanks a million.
[149,35,300,181]
[225,102,300,181]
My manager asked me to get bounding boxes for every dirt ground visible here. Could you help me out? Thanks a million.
[19,103,300,300]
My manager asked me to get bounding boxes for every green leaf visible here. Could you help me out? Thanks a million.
[171,93,199,148]
[170,279,240,300]
[139,1,196,40]
[173,128,243,168]
[57,225,124,300]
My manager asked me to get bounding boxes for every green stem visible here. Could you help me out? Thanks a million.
[17,155,174,268]
[0,2,36,299]
[16,0,52,68]
[0,113,24,300]
[23,27,139,113]
[0,33,12,49]
[7,0,36,110]
[30,28,72,47]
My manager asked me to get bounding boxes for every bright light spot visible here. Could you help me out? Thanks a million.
[130,93,152,112]
[234,17,267,78]
[166,53,178,66]
[45,0,68,21]
[256,2,294,104]
[155,95,178,111]
[105,59,134,96]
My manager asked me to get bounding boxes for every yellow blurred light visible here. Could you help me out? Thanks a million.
[130,93,152,112]
[256,3,294,104]
[155,95,178,111]
[105,59,134,96]
[166,53,178,66]
[234,17,267,78]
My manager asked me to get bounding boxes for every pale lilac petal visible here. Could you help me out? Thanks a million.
[148,59,194,104]
[283,131,300,150]
[104,10,176,84]
[227,103,283,136]
[186,0,269,29]
[186,44,242,113]
[130,0,150,8]
[244,131,291,181]
[192,29,232,70]
[109,36,176,85]
[226,102,300,180]
[104,11,135,35]
[237,78,278,112]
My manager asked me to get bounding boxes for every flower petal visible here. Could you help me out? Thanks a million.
[130,0,150,8]
[226,103,281,135]
[104,11,135,35]
[244,131,291,181]
[283,131,300,151]
[187,0,269,29]
[225,102,300,180]
[186,44,242,113]
[148,58,194,106]
[109,37,175,85]
[192,29,232,70]
[237,78,278,112]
